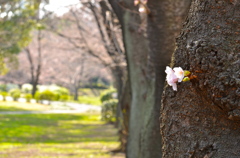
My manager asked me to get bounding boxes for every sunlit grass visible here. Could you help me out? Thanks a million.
[78,96,102,106]
[0,113,123,158]
[0,101,50,111]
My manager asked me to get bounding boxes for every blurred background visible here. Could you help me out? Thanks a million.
[0,0,125,157]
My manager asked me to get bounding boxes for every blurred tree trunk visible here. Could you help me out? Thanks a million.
[107,0,131,152]
[88,1,130,152]
[161,0,240,157]
[110,66,125,124]
[122,7,149,156]
[117,77,131,152]
[109,0,190,157]
[88,1,126,123]
[110,2,150,157]
[25,29,42,97]
[73,87,79,101]
[72,57,85,101]
[142,0,191,157]
[73,83,81,101]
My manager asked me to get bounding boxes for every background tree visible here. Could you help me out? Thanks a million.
[108,0,191,157]
[0,0,42,74]
[47,2,129,151]
[0,27,110,94]
[0,0,36,54]
[52,53,107,101]
[0,0,50,95]
[25,27,43,96]
[111,1,152,157]
[161,0,240,157]
[47,4,120,87]
[143,0,191,157]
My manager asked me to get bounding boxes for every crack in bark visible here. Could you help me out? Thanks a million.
[190,143,217,158]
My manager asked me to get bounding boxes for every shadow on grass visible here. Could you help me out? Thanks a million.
[0,114,118,144]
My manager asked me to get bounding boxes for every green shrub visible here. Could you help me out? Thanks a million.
[34,91,40,102]
[59,94,70,101]
[100,90,117,103]
[0,91,8,101]
[38,90,56,101]
[53,87,69,96]
[0,84,7,92]
[24,94,32,102]
[35,85,70,101]
[101,99,118,123]
[34,90,55,101]
[52,87,70,101]
[54,93,60,101]
[9,89,21,101]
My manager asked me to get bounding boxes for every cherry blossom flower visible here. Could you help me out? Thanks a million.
[173,67,184,82]
[165,66,178,91]
[165,66,190,91]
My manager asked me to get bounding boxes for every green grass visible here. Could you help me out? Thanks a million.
[0,101,50,112]
[0,113,124,158]
[77,96,102,106]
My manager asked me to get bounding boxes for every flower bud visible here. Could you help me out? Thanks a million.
[184,70,191,76]
[183,77,190,82]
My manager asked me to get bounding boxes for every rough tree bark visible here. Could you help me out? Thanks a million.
[161,0,240,157]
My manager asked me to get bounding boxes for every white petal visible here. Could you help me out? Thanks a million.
[172,83,177,91]
[173,67,184,82]
[165,66,173,74]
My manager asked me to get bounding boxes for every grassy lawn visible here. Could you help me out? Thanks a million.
[77,96,102,106]
[0,103,123,158]
[0,101,51,112]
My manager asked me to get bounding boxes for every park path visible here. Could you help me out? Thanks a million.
[0,102,101,115]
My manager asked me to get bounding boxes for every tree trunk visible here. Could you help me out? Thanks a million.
[33,29,42,96]
[32,82,38,97]
[161,1,240,157]
[120,3,149,157]
[73,86,79,101]
[143,0,191,157]
[117,77,131,152]
[25,47,37,96]
[117,2,164,157]
[25,29,42,97]
[89,0,127,129]
[109,0,191,157]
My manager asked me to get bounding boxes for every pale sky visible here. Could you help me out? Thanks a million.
[45,0,80,16]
